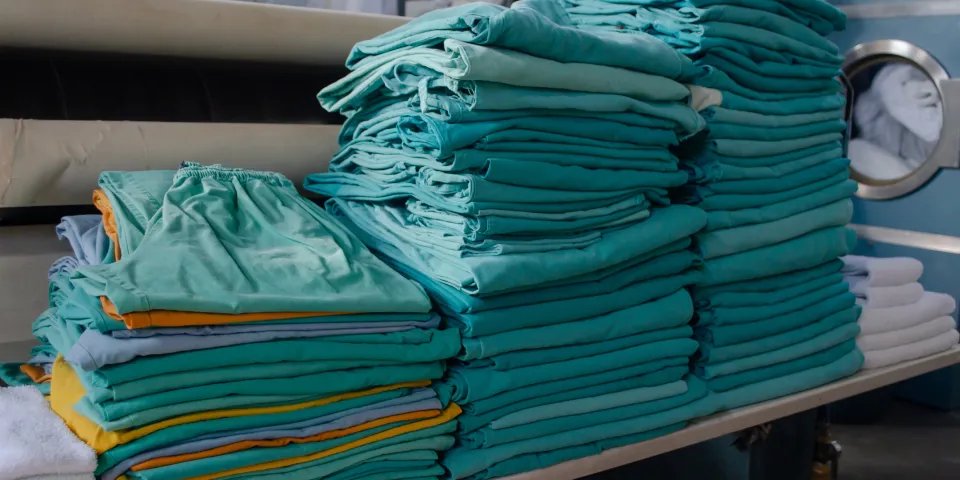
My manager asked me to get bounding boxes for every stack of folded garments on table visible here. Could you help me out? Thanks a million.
[843,255,960,369]
[564,0,865,410]
[304,1,725,478]
[0,215,112,395]
[31,163,462,480]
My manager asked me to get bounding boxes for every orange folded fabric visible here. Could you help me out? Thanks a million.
[131,409,441,471]
[99,297,350,329]
[93,189,122,261]
[19,364,51,383]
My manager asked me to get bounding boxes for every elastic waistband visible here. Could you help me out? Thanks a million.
[176,162,294,188]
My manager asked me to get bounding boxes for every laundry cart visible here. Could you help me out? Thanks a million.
[0,0,407,361]
[829,0,960,410]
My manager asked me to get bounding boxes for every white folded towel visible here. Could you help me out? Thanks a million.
[0,387,96,479]
[841,255,924,287]
[857,316,957,352]
[859,291,957,335]
[862,329,959,369]
[852,282,924,308]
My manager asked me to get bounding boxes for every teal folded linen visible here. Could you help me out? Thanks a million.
[95,387,423,474]
[698,322,860,380]
[346,0,699,80]
[719,89,846,116]
[97,170,174,257]
[717,349,863,411]
[696,172,850,212]
[453,365,689,432]
[698,307,860,364]
[442,389,719,479]
[697,272,843,310]
[702,106,844,129]
[707,119,846,141]
[687,140,841,168]
[399,113,678,158]
[699,226,856,286]
[707,132,842,157]
[462,378,705,450]
[703,47,841,80]
[684,0,840,35]
[327,199,707,296]
[491,380,688,429]
[468,423,684,480]
[237,445,445,480]
[446,338,698,403]
[325,460,442,480]
[77,362,447,431]
[695,67,841,103]
[88,328,459,386]
[400,243,696,314]
[694,259,843,299]
[73,164,431,316]
[693,158,850,195]
[478,325,694,371]
[0,363,50,395]
[461,289,693,359]
[647,5,838,55]
[697,292,856,347]
[698,281,850,327]
[695,199,853,259]
[128,418,457,480]
[706,180,857,230]
[698,54,839,94]
[708,339,857,392]
[687,146,841,186]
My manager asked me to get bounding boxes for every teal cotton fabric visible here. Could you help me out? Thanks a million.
[697,281,851,326]
[705,180,857,230]
[73,164,432,315]
[696,272,844,310]
[708,340,857,392]
[97,170,174,257]
[693,259,843,300]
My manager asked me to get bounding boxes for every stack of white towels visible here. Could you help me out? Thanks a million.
[843,255,959,369]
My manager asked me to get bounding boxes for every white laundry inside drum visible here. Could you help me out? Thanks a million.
[850,62,944,182]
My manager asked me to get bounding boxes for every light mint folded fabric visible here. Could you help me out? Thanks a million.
[696,292,856,347]
[700,308,858,367]
[697,272,843,310]
[127,419,457,480]
[707,118,846,141]
[490,380,688,429]
[686,146,841,184]
[95,387,425,474]
[705,181,855,231]
[73,165,431,316]
[707,132,842,157]
[698,281,851,326]
[480,325,693,371]
[700,322,861,379]
[346,0,700,80]
[86,328,458,386]
[455,366,689,433]
[96,170,174,258]
[695,199,853,259]
[694,259,843,299]
[717,349,863,411]
[460,380,702,449]
[698,173,850,212]
[442,389,719,479]
[446,338,698,403]
[708,340,857,393]
[699,227,856,286]
[328,199,706,296]
[76,362,448,431]
[461,289,693,359]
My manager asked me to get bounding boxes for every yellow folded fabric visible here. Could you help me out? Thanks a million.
[99,297,349,329]
[131,409,441,471]
[189,403,462,480]
[20,363,51,383]
[50,357,430,453]
[94,189,122,262]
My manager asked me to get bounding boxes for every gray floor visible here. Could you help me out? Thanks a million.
[834,401,960,480]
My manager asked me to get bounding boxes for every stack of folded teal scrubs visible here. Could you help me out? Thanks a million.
[303,1,729,478]
[25,164,464,480]
[566,0,864,410]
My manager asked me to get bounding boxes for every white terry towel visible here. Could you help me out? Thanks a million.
[841,255,924,287]
[859,291,957,335]
[0,386,96,479]
[858,316,957,352]
[863,329,959,369]
[852,282,924,308]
